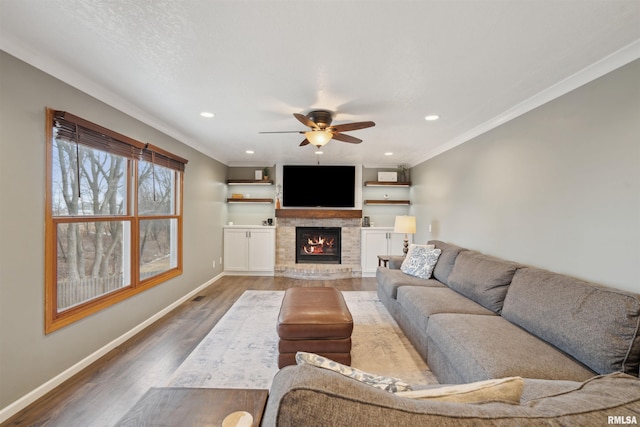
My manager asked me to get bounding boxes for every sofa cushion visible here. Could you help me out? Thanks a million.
[502,267,640,377]
[446,251,520,313]
[426,314,595,384]
[401,247,441,279]
[376,266,445,300]
[397,286,496,333]
[427,240,466,285]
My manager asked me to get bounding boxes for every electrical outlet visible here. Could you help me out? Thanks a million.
[212,260,216,268]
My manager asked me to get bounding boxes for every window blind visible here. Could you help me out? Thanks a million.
[140,143,188,172]
[52,110,188,172]
[52,110,147,159]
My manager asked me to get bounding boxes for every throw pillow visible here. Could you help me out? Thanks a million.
[295,351,412,392]
[395,376,524,403]
[403,244,435,261]
[401,246,442,279]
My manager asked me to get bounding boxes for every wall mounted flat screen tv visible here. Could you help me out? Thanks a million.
[282,165,356,208]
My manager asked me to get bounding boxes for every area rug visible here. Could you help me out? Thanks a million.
[167,290,437,389]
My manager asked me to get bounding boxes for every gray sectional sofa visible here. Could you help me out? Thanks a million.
[263,240,640,426]
[377,240,640,383]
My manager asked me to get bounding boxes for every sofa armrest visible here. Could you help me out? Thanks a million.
[263,365,640,427]
[388,255,405,269]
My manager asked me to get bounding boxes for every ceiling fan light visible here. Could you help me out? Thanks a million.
[305,130,332,147]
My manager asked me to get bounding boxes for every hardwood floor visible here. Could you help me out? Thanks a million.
[3,276,377,427]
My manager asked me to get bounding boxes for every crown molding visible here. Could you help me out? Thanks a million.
[410,39,640,167]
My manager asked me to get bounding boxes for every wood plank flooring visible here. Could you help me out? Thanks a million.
[2,276,377,427]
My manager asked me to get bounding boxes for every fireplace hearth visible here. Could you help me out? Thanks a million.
[296,227,341,264]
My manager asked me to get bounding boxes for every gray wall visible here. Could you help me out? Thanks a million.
[410,59,640,293]
[0,51,228,408]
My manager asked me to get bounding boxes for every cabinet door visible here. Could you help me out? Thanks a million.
[361,230,391,274]
[224,229,249,271]
[247,229,275,272]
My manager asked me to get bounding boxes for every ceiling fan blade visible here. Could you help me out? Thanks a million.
[332,132,362,144]
[294,113,319,129]
[330,122,376,132]
[299,139,311,146]
[330,121,375,132]
[258,130,305,134]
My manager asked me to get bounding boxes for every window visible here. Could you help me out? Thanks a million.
[45,109,187,333]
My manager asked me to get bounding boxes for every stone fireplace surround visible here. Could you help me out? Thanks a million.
[275,209,362,279]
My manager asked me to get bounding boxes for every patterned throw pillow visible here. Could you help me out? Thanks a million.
[295,351,412,392]
[401,246,442,279]
[404,243,435,259]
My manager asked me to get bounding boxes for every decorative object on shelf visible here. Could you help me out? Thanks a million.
[362,216,370,227]
[254,169,263,181]
[262,166,270,181]
[378,171,398,182]
[397,164,410,182]
[275,184,282,209]
[394,215,416,255]
[231,193,244,199]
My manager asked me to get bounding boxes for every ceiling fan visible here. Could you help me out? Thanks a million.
[259,110,375,148]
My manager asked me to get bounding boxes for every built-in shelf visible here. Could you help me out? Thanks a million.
[364,181,411,187]
[227,198,274,204]
[226,179,273,186]
[364,200,411,205]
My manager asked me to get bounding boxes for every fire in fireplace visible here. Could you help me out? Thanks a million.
[296,227,341,264]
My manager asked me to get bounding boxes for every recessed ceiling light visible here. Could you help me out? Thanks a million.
[425,114,439,121]
[245,150,254,154]
[385,152,393,156]
[315,151,323,155]
[200,112,215,118]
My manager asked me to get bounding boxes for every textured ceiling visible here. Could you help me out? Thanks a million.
[1,1,639,167]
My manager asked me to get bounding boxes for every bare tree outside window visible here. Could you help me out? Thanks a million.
[52,139,128,310]
[138,161,178,280]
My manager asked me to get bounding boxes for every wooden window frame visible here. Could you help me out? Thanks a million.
[44,108,187,333]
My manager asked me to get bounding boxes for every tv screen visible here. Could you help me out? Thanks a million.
[282,165,356,208]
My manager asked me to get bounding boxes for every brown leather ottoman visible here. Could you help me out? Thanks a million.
[277,287,353,368]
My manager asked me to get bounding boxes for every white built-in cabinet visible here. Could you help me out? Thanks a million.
[223,226,275,274]
[361,227,413,274]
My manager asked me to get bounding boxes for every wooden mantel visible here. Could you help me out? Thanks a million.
[275,209,362,219]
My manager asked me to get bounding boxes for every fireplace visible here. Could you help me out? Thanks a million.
[296,227,341,264]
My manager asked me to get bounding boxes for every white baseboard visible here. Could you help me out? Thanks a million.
[0,272,225,424]
[223,271,274,276]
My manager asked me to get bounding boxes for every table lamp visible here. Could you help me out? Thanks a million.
[393,215,416,255]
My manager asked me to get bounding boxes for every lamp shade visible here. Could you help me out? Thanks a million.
[305,130,332,147]
[394,215,416,234]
